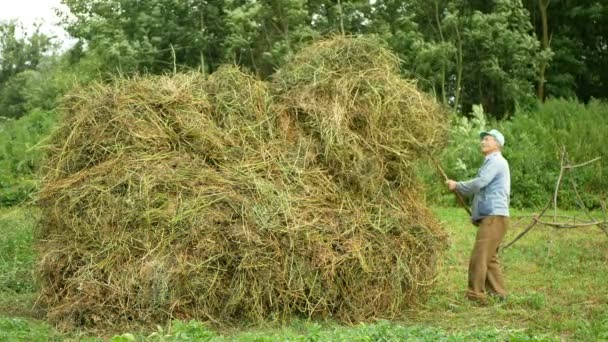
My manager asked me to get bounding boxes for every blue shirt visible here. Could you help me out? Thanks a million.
[456,151,511,223]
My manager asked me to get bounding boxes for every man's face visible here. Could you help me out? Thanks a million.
[480,135,500,154]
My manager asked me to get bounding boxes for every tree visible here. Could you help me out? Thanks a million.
[374,0,541,117]
[59,0,547,116]
[536,0,550,101]
[524,0,608,101]
[0,21,55,118]
[222,0,316,77]
[460,0,540,117]
[60,0,229,75]
[307,0,374,35]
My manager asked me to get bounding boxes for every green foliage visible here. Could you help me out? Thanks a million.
[0,21,54,84]
[0,46,99,208]
[222,0,317,76]
[0,62,66,119]
[503,98,608,208]
[59,0,544,117]
[145,320,217,341]
[0,21,56,118]
[0,209,36,294]
[106,319,554,341]
[61,0,318,77]
[62,0,223,74]
[0,26,99,121]
[460,0,540,116]
[1,0,606,119]
[524,0,608,102]
[419,99,608,209]
[0,318,59,342]
[0,110,58,206]
[369,0,541,118]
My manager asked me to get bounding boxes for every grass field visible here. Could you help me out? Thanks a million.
[1,206,607,341]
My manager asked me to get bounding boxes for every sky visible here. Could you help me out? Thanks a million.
[0,0,75,46]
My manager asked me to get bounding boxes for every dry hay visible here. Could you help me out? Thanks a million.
[273,36,446,193]
[35,36,449,330]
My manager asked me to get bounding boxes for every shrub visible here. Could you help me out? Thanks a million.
[0,110,58,206]
[418,99,608,210]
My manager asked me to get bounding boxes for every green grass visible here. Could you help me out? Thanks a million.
[1,206,607,341]
[414,207,608,341]
[0,208,38,307]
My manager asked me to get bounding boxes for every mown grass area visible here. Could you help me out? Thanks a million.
[1,206,607,341]
[413,207,608,341]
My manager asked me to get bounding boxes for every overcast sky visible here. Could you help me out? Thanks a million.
[0,0,74,46]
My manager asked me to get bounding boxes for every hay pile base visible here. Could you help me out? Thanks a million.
[36,36,449,329]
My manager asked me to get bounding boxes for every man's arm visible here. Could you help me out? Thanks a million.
[456,159,500,196]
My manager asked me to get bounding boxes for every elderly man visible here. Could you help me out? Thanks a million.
[447,129,511,303]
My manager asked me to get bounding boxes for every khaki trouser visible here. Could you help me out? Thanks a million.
[467,215,509,301]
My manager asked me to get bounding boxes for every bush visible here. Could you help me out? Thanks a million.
[503,99,607,208]
[0,110,58,206]
[419,99,608,209]
[0,208,36,294]
[0,52,101,207]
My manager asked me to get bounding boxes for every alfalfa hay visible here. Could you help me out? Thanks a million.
[35,36,448,329]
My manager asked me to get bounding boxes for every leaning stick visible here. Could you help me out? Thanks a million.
[502,200,551,250]
[430,156,472,216]
[553,148,567,222]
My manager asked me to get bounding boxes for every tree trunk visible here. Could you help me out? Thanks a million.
[337,0,345,35]
[434,1,447,106]
[537,0,550,101]
[454,22,463,112]
[200,8,206,76]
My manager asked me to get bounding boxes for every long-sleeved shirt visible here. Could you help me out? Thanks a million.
[456,151,511,223]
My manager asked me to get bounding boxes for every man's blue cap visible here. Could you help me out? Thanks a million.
[479,129,505,147]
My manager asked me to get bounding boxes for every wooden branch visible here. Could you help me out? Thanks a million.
[564,157,601,170]
[511,214,596,224]
[564,153,608,237]
[502,200,551,250]
[533,217,608,229]
[568,177,608,237]
[504,150,605,250]
[601,199,608,231]
[553,148,567,222]
[430,156,472,216]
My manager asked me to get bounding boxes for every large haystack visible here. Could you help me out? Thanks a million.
[36,36,448,329]
[273,37,446,193]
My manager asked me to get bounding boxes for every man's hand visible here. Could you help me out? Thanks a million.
[446,180,458,192]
